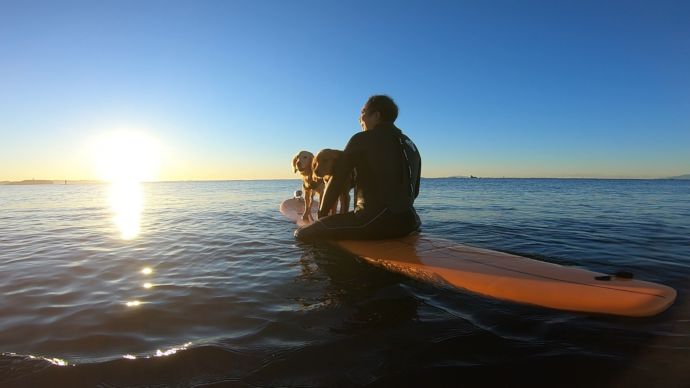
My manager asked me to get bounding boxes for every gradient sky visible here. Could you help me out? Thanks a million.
[1,0,689,180]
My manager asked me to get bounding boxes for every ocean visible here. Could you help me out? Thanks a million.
[1,178,689,387]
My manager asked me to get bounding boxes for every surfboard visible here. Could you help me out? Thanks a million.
[280,196,319,227]
[280,197,676,317]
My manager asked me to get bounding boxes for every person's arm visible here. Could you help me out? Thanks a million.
[318,135,359,218]
[403,133,421,199]
[414,156,421,199]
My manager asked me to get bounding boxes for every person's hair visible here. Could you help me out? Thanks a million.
[364,95,398,122]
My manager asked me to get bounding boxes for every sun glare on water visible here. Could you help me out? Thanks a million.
[108,182,143,239]
[91,131,162,240]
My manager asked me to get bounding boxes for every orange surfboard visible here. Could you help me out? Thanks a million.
[281,197,676,317]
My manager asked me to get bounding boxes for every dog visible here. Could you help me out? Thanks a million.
[312,149,355,216]
[292,151,324,222]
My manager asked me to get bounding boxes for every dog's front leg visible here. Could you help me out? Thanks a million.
[302,188,313,221]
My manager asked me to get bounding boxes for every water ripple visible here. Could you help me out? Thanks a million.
[1,179,689,386]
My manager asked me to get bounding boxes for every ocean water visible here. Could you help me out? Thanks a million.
[0,178,689,387]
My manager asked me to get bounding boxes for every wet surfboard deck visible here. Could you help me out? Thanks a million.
[280,197,677,317]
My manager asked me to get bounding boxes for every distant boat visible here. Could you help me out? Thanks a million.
[470,175,479,179]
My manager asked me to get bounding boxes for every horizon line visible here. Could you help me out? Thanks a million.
[2,175,688,184]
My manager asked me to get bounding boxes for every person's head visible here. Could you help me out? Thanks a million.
[359,95,398,131]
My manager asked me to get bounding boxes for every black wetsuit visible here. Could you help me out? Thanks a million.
[294,122,421,241]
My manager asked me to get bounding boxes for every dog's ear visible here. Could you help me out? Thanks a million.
[292,154,300,173]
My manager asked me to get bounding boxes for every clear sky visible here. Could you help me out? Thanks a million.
[1,0,689,181]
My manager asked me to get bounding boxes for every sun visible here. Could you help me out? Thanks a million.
[91,131,161,183]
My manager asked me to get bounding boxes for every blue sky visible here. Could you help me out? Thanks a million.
[1,0,688,180]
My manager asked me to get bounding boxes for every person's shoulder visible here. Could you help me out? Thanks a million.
[347,130,369,144]
[398,128,416,143]
[344,130,370,153]
[351,130,369,140]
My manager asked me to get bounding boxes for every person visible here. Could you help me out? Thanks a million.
[295,95,421,241]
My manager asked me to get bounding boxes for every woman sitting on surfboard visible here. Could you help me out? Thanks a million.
[295,95,422,241]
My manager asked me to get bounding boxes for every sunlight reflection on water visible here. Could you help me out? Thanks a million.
[107,182,143,240]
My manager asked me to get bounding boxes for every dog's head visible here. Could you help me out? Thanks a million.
[312,149,343,180]
[292,151,314,174]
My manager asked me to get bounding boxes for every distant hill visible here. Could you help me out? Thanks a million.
[2,179,55,185]
[667,174,690,180]
[0,180,107,185]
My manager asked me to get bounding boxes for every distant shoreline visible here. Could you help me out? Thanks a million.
[0,180,103,185]
[2,179,56,185]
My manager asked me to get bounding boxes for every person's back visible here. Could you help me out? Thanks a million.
[295,95,421,241]
[341,121,420,217]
